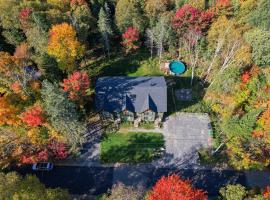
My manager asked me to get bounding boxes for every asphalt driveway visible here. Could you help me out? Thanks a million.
[156,113,212,167]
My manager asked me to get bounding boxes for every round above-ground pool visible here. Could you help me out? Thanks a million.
[169,61,186,75]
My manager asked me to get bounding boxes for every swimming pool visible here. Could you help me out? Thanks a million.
[169,61,186,75]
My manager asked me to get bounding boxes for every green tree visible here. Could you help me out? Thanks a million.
[0,172,71,200]
[0,0,25,45]
[248,0,270,31]
[144,0,171,26]
[115,0,146,32]
[98,4,113,57]
[101,183,143,200]
[153,12,175,63]
[41,80,86,151]
[70,2,95,43]
[244,28,270,67]
[219,184,247,200]
[26,26,48,56]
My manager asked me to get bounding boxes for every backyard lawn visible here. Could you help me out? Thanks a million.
[101,132,164,163]
[85,50,163,78]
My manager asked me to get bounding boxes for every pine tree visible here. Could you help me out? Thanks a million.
[41,80,86,151]
[98,4,113,58]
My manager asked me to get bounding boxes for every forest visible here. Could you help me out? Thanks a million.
[0,0,269,172]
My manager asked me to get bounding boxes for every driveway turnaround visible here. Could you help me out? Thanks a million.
[156,113,212,167]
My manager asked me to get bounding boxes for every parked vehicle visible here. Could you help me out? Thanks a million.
[32,162,53,171]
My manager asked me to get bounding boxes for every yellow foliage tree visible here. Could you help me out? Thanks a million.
[0,96,21,126]
[47,0,70,10]
[47,23,84,72]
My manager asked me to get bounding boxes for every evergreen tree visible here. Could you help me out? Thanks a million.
[115,0,146,32]
[41,80,86,151]
[98,4,113,57]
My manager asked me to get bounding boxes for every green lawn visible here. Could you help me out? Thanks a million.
[100,132,164,163]
[85,50,163,78]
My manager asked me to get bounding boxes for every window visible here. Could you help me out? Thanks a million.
[143,110,155,122]
[121,110,134,122]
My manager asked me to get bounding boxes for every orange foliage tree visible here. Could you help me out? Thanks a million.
[0,96,21,126]
[147,174,208,200]
[47,23,84,72]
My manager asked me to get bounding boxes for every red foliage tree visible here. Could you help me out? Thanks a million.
[20,149,49,164]
[21,105,44,127]
[173,4,214,35]
[48,140,68,159]
[147,174,207,200]
[241,71,250,84]
[36,149,49,161]
[121,27,140,54]
[61,71,90,100]
[19,7,33,31]
[263,186,270,198]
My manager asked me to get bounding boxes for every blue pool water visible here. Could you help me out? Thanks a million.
[169,61,186,75]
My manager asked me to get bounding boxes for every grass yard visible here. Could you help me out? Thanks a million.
[85,50,163,78]
[101,132,164,163]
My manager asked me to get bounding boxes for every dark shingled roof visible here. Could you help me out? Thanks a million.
[95,76,167,113]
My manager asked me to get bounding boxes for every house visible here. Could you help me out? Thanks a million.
[95,76,167,127]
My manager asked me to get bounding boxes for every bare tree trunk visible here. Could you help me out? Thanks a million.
[204,38,224,83]
[209,40,241,87]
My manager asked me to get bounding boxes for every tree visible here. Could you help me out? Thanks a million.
[153,12,175,63]
[182,30,201,86]
[147,174,208,200]
[219,184,247,200]
[47,23,85,72]
[145,28,154,58]
[48,140,68,159]
[0,51,20,91]
[263,186,270,198]
[0,172,71,200]
[173,4,214,59]
[173,4,214,35]
[211,0,234,17]
[47,0,70,11]
[205,16,243,84]
[248,0,270,31]
[98,4,113,57]
[101,182,143,200]
[0,0,25,45]
[19,7,33,32]
[26,26,48,56]
[21,105,44,127]
[41,80,85,150]
[0,96,21,126]
[115,0,146,32]
[144,0,171,25]
[121,27,140,54]
[244,29,270,67]
[70,1,95,43]
[60,71,90,101]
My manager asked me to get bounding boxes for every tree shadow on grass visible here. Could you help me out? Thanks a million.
[86,50,151,79]
[166,76,209,116]
[100,133,165,164]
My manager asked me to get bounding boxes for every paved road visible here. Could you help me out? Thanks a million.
[12,165,114,196]
[13,165,267,198]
